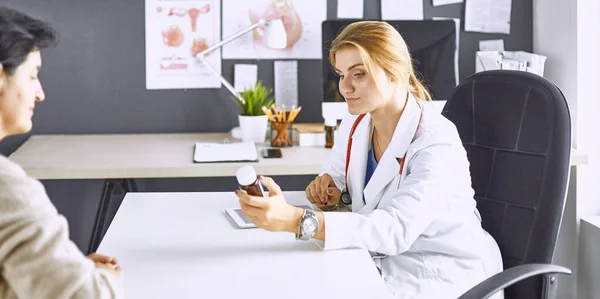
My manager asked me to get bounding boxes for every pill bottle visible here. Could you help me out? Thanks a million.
[236,166,266,197]
[324,118,336,148]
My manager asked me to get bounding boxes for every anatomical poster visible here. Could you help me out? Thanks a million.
[221,0,326,59]
[145,0,221,89]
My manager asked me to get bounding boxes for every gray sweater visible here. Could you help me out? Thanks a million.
[0,155,123,298]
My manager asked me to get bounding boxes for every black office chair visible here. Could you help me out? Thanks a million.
[441,70,572,299]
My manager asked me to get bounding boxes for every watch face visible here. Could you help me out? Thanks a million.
[302,217,318,235]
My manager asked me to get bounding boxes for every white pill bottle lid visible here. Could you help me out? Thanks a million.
[236,165,258,186]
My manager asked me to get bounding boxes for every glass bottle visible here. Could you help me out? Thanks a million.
[324,118,336,148]
[236,166,266,197]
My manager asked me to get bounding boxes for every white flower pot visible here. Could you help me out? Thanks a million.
[238,115,268,143]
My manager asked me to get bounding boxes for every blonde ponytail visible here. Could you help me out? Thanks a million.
[409,72,432,102]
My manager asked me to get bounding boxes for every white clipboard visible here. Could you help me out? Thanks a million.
[225,204,314,229]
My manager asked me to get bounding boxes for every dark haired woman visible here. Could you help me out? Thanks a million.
[0,7,124,298]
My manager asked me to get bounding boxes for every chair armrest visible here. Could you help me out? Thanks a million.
[458,264,571,299]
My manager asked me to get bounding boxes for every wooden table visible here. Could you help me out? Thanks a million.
[8,133,333,254]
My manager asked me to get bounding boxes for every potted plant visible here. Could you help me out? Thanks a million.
[234,81,275,142]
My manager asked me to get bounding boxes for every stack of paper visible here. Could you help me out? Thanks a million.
[476,51,547,77]
[193,142,258,163]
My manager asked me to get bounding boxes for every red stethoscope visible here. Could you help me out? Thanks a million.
[340,102,423,206]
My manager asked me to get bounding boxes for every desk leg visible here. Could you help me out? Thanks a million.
[87,179,118,254]
[87,179,138,255]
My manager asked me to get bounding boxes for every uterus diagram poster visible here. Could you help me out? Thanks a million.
[145,0,221,89]
[222,0,326,59]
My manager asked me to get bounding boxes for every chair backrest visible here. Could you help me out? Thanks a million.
[442,70,571,299]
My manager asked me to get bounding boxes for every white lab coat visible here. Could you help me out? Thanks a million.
[319,94,504,299]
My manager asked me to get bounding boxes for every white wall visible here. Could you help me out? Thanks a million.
[574,0,600,213]
[575,0,600,298]
[533,0,577,145]
[534,0,600,298]
[533,0,577,295]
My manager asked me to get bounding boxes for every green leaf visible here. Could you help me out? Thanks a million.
[235,81,275,116]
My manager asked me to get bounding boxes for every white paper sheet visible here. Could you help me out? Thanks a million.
[475,51,502,72]
[222,0,326,59]
[465,0,512,34]
[433,0,463,6]
[479,39,505,51]
[432,17,460,86]
[274,60,298,108]
[500,59,526,71]
[337,0,364,19]
[234,64,258,92]
[145,0,221,90]
[381,0,424,20]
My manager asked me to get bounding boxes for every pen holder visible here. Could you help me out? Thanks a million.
[269,121,293,147]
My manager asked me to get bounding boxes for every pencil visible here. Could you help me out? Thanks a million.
[271,105,281,122]
[262,106,276,122]
[282,105,287,122]
[289,106,302,122]
[290,105,296,119]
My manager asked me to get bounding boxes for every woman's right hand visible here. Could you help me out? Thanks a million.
[305,173,342,209]
[88,253,121,279]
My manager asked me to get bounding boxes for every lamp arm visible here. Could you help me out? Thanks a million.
[198,19,266,57]
[195,19,268,105]
[197,56,244,104]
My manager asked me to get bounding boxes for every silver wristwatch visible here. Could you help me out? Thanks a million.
[296,209,319,241]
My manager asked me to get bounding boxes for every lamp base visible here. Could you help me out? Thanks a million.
[230,126,243,139]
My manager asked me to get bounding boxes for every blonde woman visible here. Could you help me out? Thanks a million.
[235,21,503,298]
[0,7,123,298]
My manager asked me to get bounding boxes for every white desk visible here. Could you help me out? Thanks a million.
[97,191,394,299]
[8,133,587,181]
[8,133,331,180]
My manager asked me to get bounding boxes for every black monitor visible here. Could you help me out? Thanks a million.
[321,20,457,104]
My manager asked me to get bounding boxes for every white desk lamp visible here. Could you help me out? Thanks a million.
[195,19,287,104]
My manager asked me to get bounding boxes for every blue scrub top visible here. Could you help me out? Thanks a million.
[364,142,379,204]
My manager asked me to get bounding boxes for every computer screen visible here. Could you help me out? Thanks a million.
[321,20,457,104]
